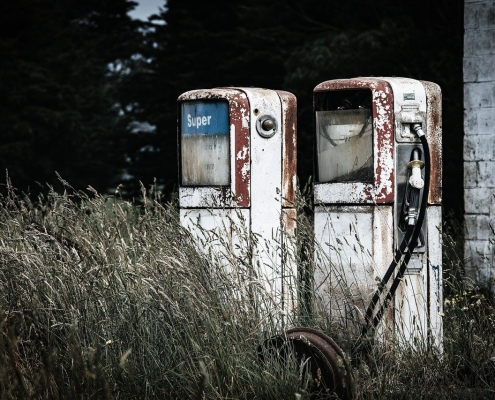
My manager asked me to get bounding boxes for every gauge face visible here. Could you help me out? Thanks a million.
[181,101,230,186]
[317,108,373,183]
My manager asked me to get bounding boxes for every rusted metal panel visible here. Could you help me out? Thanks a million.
[230,92,251,207]
[314,78,395,204]
[178,88,251,208]
[282,208,297,236]
[277,91,298,208]
[421,80,442,204]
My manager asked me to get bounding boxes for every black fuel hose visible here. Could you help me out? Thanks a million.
[362,127,430,336]
[362,223,415,330]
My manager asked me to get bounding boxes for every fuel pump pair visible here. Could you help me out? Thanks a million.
[177,78,442,396]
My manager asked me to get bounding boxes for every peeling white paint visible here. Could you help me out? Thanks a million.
[178,88,247,102]
[373,88,392,133]
[241,114,249,128]
[236,144,248,161]
[179,187,233,208]
[240,162,249,181]
[314,182,373,204]
[374,137,394,200]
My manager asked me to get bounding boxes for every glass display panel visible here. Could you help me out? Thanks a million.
[181,101,230,186]
[316,108,373,183]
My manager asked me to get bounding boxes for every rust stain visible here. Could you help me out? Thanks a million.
[277,91,297,207]
[230,93,250,207]
[314,78,395,204]
[282,208,297,235]
[420,81,442,205]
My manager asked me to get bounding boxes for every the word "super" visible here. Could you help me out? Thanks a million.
[187,114,212,128]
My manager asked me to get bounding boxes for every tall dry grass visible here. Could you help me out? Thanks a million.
[0,178,494,399]
[0,180,304,399]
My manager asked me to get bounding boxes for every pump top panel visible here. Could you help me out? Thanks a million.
[314,77,441,205]
[314,78,395,204]
[178,87,297,210]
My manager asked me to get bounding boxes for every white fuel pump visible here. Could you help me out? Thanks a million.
[259,78,442,399]
[313,77,443,349]
[178,87,297,323]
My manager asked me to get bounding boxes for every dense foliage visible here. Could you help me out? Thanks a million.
[1,0,463,212]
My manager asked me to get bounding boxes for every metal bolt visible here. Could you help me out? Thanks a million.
[261,118,275,131]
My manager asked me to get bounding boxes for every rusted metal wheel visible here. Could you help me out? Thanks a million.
[260,327,353,399]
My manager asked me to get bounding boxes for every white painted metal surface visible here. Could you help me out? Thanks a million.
[314,205,394,336]
[244,89,284,302]
[427,205,443,350]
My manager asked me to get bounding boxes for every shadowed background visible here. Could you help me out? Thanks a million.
[0,0,464,215]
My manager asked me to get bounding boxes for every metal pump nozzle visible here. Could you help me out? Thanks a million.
[408,149,425,189]
[402,148,424,227]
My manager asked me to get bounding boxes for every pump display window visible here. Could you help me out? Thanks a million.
[315,90,373,183]
[181,101,230,186]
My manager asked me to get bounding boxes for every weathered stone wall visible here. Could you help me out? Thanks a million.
[464,0,495,291]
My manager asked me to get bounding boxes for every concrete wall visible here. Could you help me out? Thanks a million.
[464,0,495,291]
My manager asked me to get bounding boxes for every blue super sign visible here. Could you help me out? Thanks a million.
[181,101,229,135]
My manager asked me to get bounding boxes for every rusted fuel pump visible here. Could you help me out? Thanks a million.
[312,77,442,348]
[178,87,297,322]
[268,78,442,399]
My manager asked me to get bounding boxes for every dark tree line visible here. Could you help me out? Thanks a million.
[0,0,464,213]
[0,0,143,194]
